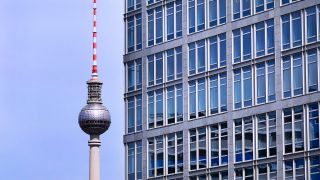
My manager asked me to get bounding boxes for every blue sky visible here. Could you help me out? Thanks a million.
[0,0,124,179]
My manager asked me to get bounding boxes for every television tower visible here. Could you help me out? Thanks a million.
[78,0,111,180]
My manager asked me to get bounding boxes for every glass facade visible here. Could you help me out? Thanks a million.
[124,1,320,180]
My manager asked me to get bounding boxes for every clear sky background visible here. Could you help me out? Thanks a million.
[0,0,124,179]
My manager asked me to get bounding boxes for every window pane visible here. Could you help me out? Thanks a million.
[155,7,163,44]
[283,56,291,98]
[136,14,142,50]
[210,75,218,114]
[307,7,317,43]
[243,26,252,60]
[292,53,302,96]
[243,66,252,107]
[198,78,206,117]
[148,10,154,46]
[155,53,163,84]
[308,49,318,92]
[209,0,218,27]
[292,11,302,47]
[256,22,265,57]
[197,0,205,31]
[233,0,240,20]
[210,36,218,69]
[189,43,196,75]
[128,97,135,133]
[128,16,135,52]
[257,63,266,104]
[167,3,174,40]
[189,81,196,119]
[176,0,182,37]
[198,40,206,73]
[233,29,241,63]
[282,15,290,49]
[167,49,174,81]
[189,0,195,33]
[234,69,241,109]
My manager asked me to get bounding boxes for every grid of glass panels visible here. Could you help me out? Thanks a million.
[148,47,182,86]
[233,0,274,20]
[233,19,274,64]
[148,132,183,178]
[147,1,183,47]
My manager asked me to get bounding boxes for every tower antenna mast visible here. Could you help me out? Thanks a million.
[78,1,111,180]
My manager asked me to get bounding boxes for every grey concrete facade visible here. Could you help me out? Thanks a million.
[123,0,320,179]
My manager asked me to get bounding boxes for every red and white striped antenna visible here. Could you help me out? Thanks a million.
[92,0,98,80]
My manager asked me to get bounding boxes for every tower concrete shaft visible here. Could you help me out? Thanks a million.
[89,135,101,180]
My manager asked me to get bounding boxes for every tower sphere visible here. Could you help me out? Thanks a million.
[79,103,111,135]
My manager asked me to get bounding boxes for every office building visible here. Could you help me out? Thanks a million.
[123,0,320,179]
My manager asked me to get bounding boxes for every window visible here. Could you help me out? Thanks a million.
[209,72,227,114]
[255,19,274,57]
[281,0,303,6]
[127,0,135,12]
[188,0,205,33]
[307,49,318,93]
[190,127,207,170]
[148,53,163,86]
[210,122,228,167]
[284,158,305,179]
[234,117,253,162]
[127,95,142,134]
[148,7,164,46]
[255,0,274,13]
[149,47,182,86]
[234,66,252,109]
[128,143,135,180]
[127,0,141,12]
[147,0,162,5]
[310,155,320,180]
[148,9,154,46]
[258,163,277,180]
[235,167,254,180]
[209,33,226,69]
[233,0,255,20]
[189,40,206,75]
[189,78,207,119]
[309,103,319,149]
[256,60,275,104]
[209,0,226,27]
[282,11,302,50]
[167,47,183,81]
[283,105,304,154]
[127,16,135,52]
[167,0,183,40]
[136,14,142,50]
[148,136,164,177]
[167,132,183,174]
[210,171,228,180]
[167,84,183,125]
[127,141,142,180]
[148,90,163,129]
[256,112,277,158]
[282,53,303,98]
[127,14,142,53]
[233,26,252,63]
[190,175,207,180]
[127,59,142,92]
[306,6,317,43]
